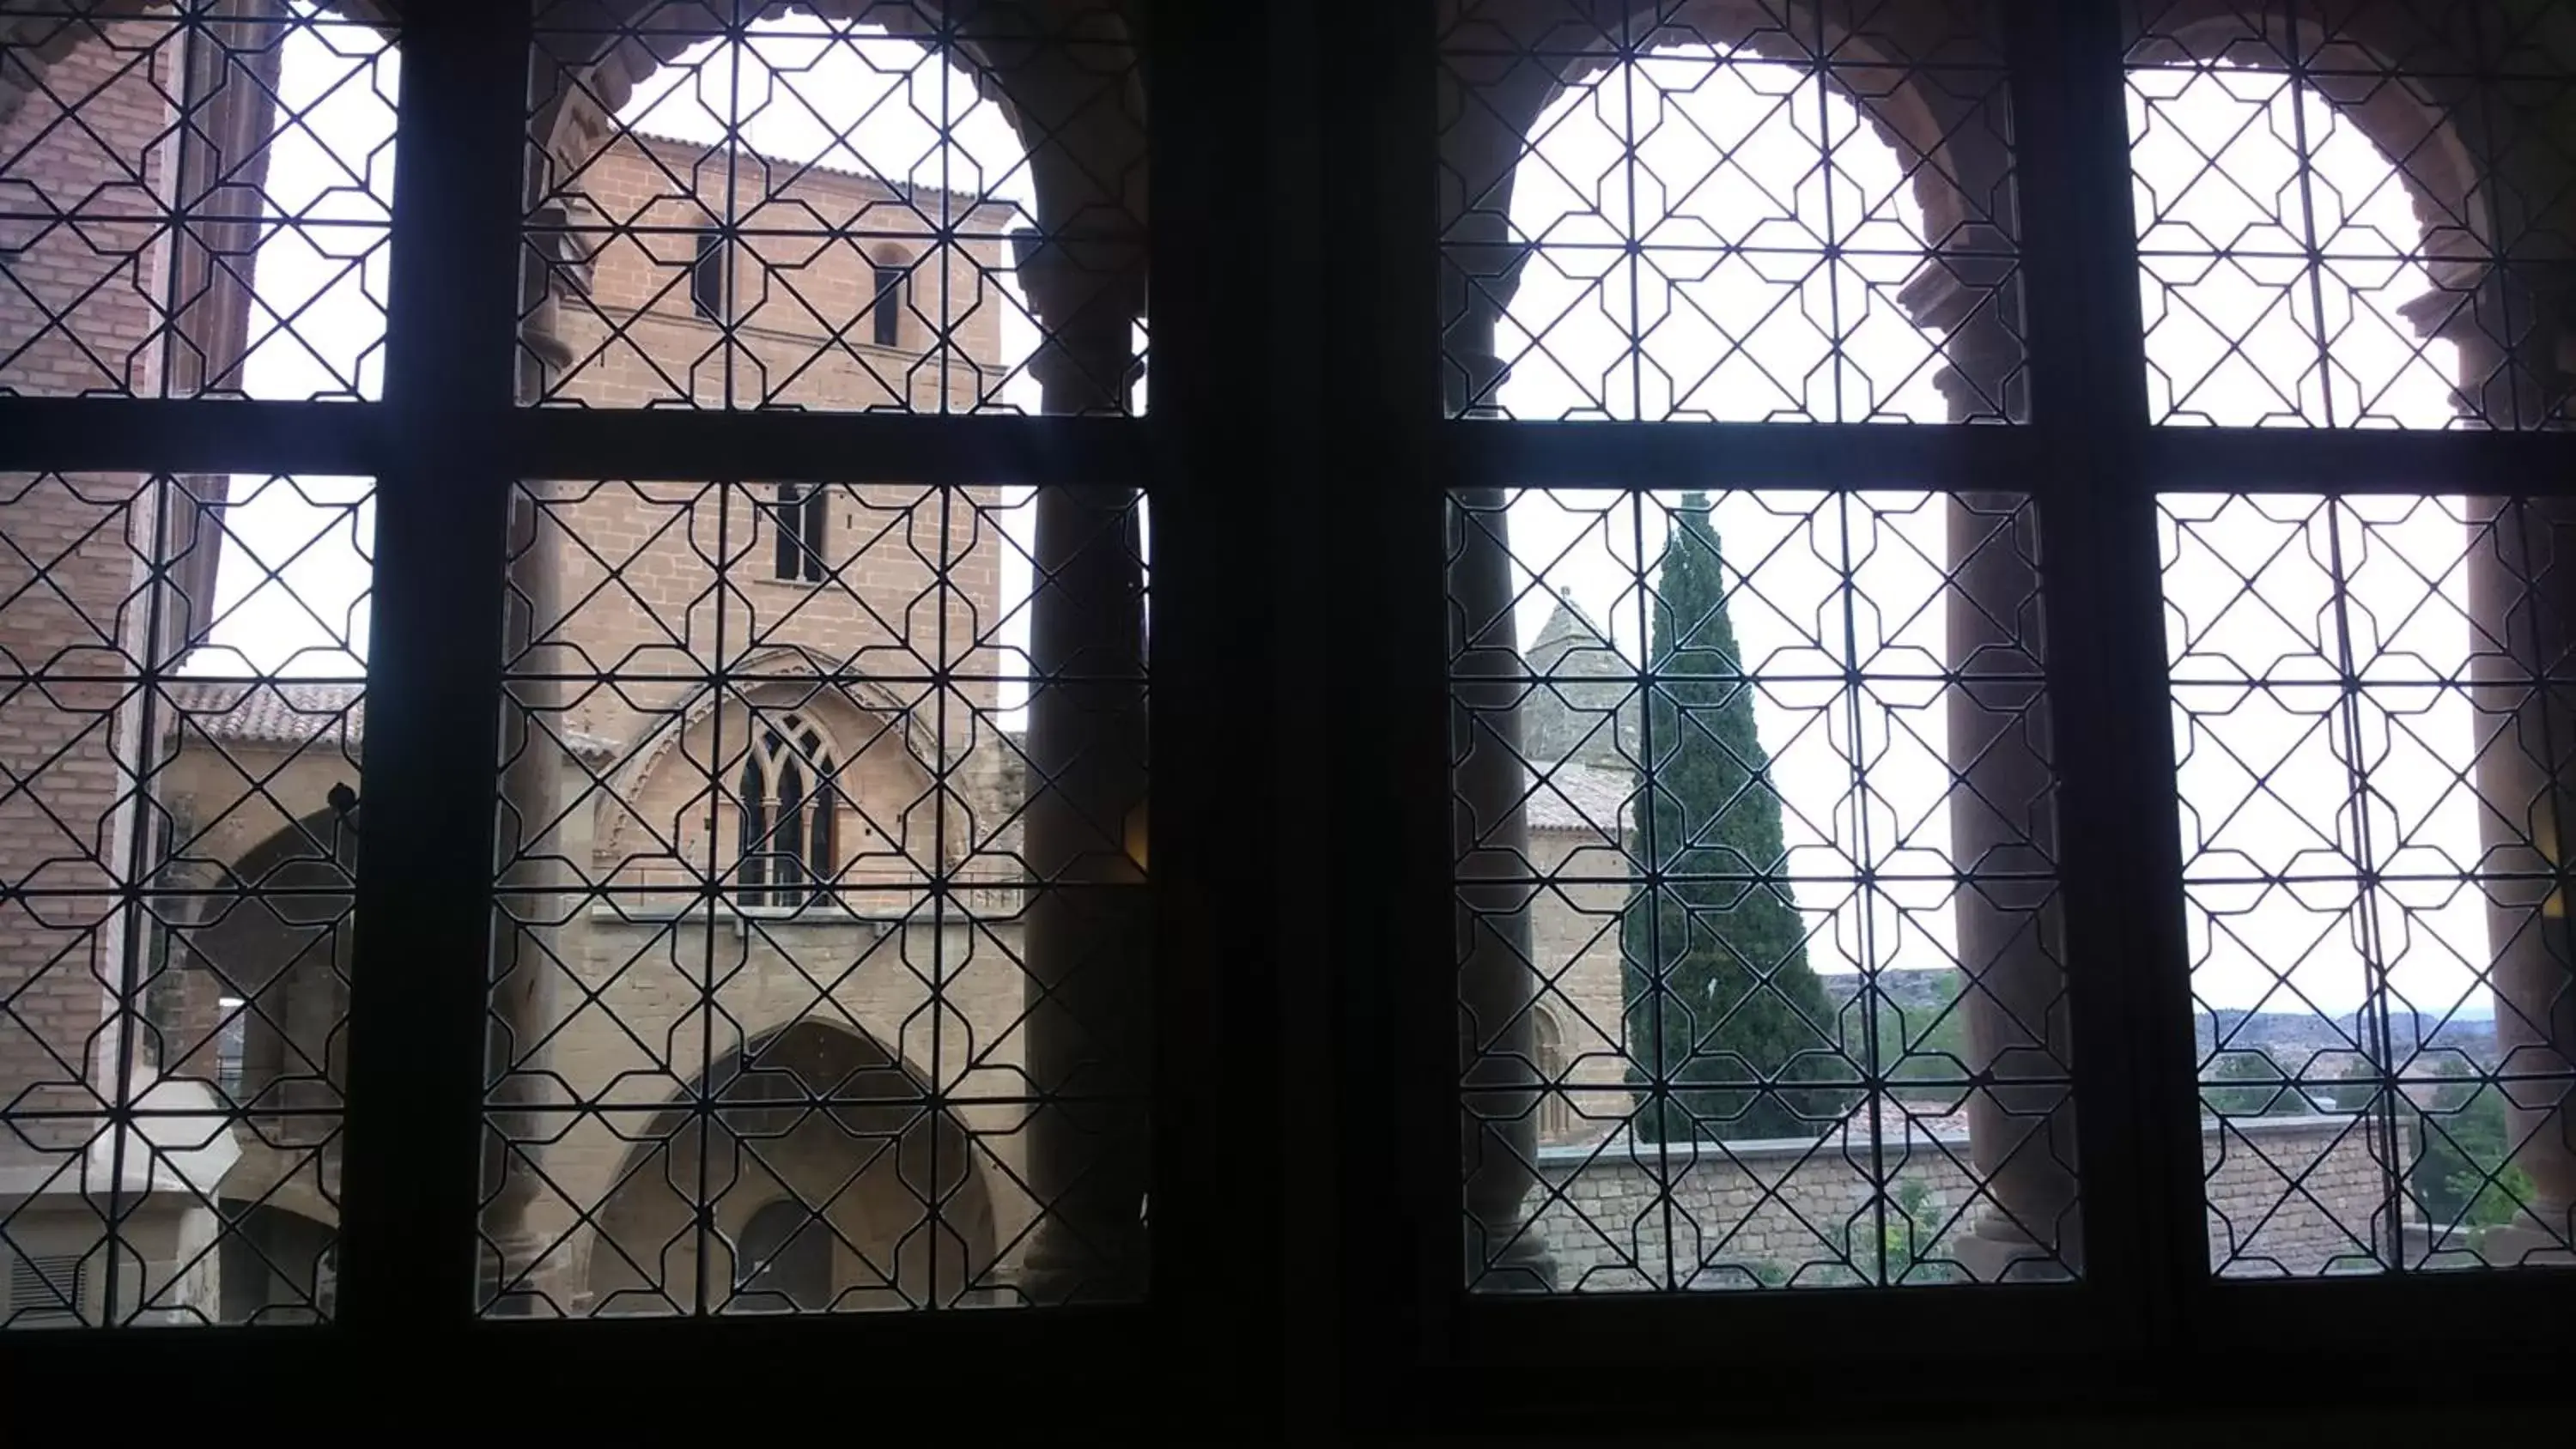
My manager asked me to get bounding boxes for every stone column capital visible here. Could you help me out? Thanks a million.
[1899,230,2024,424]
[2400,264,2573,427]
[1009,228,1144,411]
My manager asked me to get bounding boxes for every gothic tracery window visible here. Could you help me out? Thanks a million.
[736,714,839,907]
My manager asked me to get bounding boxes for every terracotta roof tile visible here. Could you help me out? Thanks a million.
[162,680,617,761]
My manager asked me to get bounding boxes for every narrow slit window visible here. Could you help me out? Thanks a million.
[871,262,905,348]
[772,482,826,582]
[692,232,728,321]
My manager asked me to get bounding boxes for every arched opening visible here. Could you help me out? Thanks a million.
[181,802,358,1125]
[584,1019,997,1315]
[732,1197,833,1313]
[532,9,1060,413]
[2127,6,2567,1272]
[1474,12,1998,1151]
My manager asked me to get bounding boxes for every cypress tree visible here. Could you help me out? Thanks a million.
[1623,493,1844,1143]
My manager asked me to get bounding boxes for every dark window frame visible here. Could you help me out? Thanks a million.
[0,0,2565,1434]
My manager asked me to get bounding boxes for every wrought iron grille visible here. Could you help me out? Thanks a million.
[523,2,1145,413]
[2126,1,2576,428]
[2167,491,2576,1275]
[0,1,395,401]
[1,0,1151,1331]
[0,467,369,1326]
[1451,486,2066,1292]
[1437,0,2023,423]
[483,478,1151,1315]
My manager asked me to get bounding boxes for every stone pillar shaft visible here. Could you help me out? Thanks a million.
[1012,239,1151,1303]
[2437,272,2576,1262]
[1447,334,1553,1291]
[1933,305,2080,1281]
[479,288,574,1314]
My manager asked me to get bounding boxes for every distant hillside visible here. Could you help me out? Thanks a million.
[1818,973,2501,1073]
[2198,1006,2499,1070]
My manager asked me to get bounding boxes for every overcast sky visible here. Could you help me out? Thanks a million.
[198,15,2492,1020]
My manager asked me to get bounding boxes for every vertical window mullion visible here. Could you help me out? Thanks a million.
[2004,0,2203,1340]
[338,2,526,1336]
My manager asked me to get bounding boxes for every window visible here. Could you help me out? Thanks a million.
[12,0,2576,1428]
[771,482,826,582]
[870,261,906,348]
[736,714,838,907]
[691,231,728,321]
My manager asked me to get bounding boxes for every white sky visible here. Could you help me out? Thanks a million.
[197,21,2492,1018]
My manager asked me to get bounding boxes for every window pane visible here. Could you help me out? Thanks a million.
[1455,488,2069,1291]
[2126,4,2575,428]
[523,5,1144,412]
[1437,5,2020,421]
[483,480,1151,1314]
[0,470,374,1325]
[0,3,397,402]
[2165,493,2576,1274]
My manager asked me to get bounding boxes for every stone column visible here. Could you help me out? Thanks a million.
[475,264,578,1314]
[1911,260,2080,1281]
[2410,270,2576,1266]
[1447,294,1555,1291]
[1010,233,1152,1304]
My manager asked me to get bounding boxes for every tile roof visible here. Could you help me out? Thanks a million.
[162,680,618,761]
[1522,759,1633,836]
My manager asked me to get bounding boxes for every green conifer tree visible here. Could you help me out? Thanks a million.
[1622,493,1844,1143]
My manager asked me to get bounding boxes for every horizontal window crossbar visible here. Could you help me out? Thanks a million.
[513,409,1149,488]
[1435,422,2046,494]
[0,398,385,476]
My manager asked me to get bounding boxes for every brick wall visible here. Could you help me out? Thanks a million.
[547,133,1016,410]
[0,30,173,1166]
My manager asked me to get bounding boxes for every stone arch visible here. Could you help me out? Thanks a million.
[181,802,356,1122]
[2123,2,2576,393]
[1438,0,2021,343]
[3,3,1148,353]
[532,2,1146,246]
[2127,2,2490,259]
[581,1016,999,1313]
